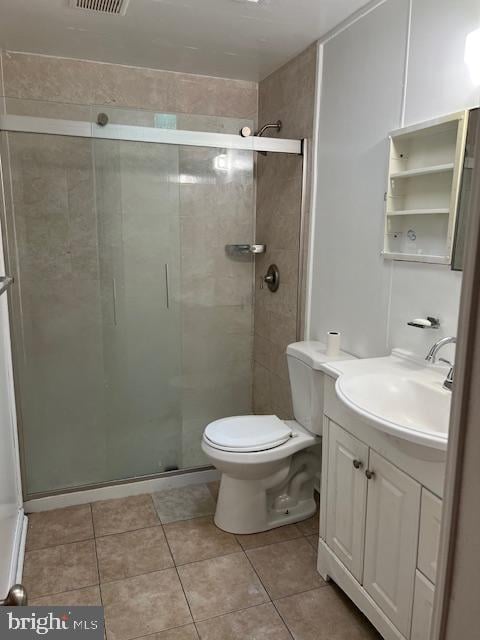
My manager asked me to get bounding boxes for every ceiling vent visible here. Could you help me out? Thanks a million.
[69,0,130,15]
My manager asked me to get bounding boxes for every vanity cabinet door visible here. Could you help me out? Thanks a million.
[411,571,435,640]
[326,421,368,582]
[363,451,421,638]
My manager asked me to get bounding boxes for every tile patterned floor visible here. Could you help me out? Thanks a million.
[24,483,382,640]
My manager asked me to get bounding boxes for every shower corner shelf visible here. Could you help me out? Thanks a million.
[383,110,468,264]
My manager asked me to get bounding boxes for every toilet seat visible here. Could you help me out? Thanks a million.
[204,415,292,453]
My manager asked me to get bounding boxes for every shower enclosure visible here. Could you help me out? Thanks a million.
[0,100,303,499]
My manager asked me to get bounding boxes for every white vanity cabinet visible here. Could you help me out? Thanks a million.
[318,378,445,640]
[363,451,421,637]
[326,422,368,582]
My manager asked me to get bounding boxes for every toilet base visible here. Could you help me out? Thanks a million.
[214,473,317,535]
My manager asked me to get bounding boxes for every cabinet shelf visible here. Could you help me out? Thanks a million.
[386,208,449,216]
[384,111,468,264]
[390,163,454,179]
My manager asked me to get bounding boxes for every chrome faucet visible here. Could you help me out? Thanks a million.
[425,336,456,390]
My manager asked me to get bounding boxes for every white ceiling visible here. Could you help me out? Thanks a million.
[0,0,370,81]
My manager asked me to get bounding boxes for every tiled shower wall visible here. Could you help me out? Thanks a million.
[0,51,257,118]
[253,44,318,418]
[0,51,258,487]
[0,48,318,468]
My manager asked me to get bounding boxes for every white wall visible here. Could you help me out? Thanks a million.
[308,0,480,360]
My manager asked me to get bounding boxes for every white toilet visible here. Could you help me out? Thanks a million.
[202,341,351,534]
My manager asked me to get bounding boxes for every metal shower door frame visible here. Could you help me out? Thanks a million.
[0,114,303,155]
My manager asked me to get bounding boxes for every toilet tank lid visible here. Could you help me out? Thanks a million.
[287,341,356,370]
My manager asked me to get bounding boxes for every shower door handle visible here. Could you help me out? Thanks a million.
[112,278,118,326]
[164,264,170,310]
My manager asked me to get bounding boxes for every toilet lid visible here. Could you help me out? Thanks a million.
[204,415,292,452]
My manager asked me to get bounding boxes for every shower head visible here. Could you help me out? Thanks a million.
[256,120,282,137]
[253,120,283,156]
[238,120,283,155]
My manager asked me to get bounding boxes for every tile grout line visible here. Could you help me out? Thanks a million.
[241,548,295,639]
[129,623,200,640]
[26,487,320,633]
[161,516,197,630]
[274,583,333,606]
[271,599,296,640]
[270,582,336,638]
[236,531,305,551]
[242,548,272,603]
[25,534,95,553]
[27,579,101,603]
[193,599,288,628]
[90,503,107,639]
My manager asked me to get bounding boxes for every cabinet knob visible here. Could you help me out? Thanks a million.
[365,470,375,480]
[353,459,363,469]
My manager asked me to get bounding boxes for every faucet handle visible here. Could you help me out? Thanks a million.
[439,358,454,391]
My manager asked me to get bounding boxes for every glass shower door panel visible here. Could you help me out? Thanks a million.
[4,132,107,494]
[3,124,255,496]
[178,145,255,468]
[93,139,182,479]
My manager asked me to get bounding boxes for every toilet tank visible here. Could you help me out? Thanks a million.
[286,341,354,436]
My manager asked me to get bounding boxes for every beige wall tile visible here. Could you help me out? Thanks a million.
[252,362,272,414]
[253,44,317,415]
[271,373,294,419]
[2,52,95,103]
[1,52,257,119]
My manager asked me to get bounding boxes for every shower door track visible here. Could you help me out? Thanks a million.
[24,465,215,502]
[0,115,303,155]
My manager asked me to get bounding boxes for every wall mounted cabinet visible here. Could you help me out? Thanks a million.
[383,111,468,264]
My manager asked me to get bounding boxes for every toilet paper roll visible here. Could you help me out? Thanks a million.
[326,331,341,357]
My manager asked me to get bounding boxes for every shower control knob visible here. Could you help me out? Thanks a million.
[263,264,280,292]
[353,459,363,469]
[365,470,375,480]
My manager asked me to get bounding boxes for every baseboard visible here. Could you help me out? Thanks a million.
[8,509,27,586]
[317,539,405,640]
[24,468,220,513]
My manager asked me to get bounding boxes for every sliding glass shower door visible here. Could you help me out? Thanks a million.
[93,138,183,482]
[1,116,255,497]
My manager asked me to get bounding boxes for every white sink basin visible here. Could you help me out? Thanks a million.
[325,351,451,450]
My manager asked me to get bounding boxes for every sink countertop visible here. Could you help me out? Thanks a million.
[324,349,451,451]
